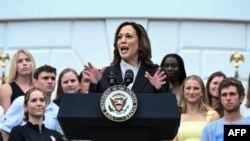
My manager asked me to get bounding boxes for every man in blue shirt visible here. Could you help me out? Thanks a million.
[1,65,62,141]
[201,77,250,141]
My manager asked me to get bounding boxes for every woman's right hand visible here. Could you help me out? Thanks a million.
[83,62,105,85]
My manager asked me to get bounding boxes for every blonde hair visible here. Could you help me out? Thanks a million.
[7,49,36,83]
[179,75,212,113]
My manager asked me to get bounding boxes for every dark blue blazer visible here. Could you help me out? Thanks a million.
[89,61,170,94]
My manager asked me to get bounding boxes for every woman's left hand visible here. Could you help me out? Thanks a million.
[145,67,166,90]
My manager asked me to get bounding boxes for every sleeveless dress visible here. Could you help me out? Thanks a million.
[0,82,23,141]
[10,82,25,103]
[176,110,216,141]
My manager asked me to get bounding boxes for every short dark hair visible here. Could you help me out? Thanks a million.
[33,64,57,79]
[219,77,245,97]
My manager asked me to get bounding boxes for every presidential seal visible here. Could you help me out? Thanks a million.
[100,85,138,122]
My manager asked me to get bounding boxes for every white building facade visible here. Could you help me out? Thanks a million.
[0,0,249,90]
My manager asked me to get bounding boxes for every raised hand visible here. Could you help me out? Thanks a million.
[144,67,166,90]
[83,62,105,85]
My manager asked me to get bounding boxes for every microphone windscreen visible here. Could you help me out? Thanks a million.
[107,69,117,86]
[124,69,134,86]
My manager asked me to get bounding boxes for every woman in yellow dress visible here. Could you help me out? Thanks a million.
[173,75,220,141]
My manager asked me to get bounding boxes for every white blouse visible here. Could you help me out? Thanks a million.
[120,59,140,89]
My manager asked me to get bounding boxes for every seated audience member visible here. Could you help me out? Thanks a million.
[174,75,220,141]
[160,53,186,103]
[0,49,36,113]
[84,21,170,94]
[201,77,250,141]
[240,73,250,118]
[8,87,63,141]
[53,68,81,106]
[78,70,90,93]
[0,65,62,141]
[206,71,226,117]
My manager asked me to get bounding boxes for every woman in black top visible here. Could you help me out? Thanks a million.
[8,87,63,141]
[84,22,170,93]
[0,49,36,114]
[160,53,187,103]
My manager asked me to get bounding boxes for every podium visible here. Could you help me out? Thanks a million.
[58,93,180,141]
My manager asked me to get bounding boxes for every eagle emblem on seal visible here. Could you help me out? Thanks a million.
[109,94,128,113]
[100,85,138,122]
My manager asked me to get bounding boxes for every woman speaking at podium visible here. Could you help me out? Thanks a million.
[84,21,170,94]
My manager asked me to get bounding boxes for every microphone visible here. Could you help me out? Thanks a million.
[123,69,134,87]
[107,69,117,86]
